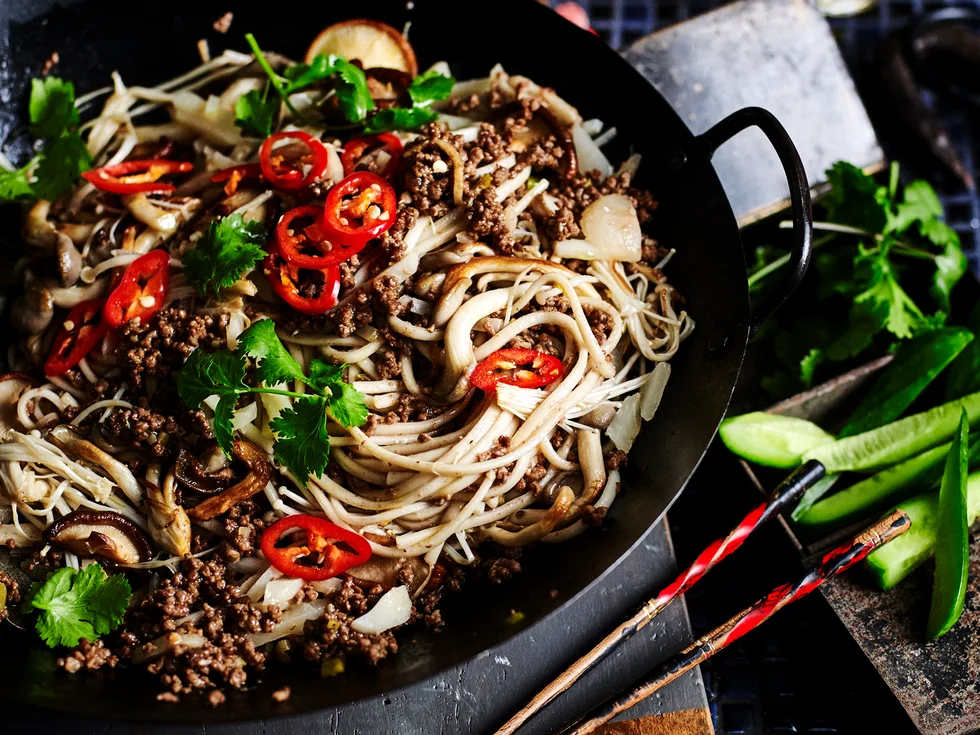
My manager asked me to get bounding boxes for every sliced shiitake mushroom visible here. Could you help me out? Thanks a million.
[175,448,237,495]
[306,19,418,76]
[346,556,445,595]
[44,510,152,565]
[10,279,54,335]
[186,441,271,521]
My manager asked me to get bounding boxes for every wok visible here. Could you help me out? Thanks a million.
[0,0,812,723]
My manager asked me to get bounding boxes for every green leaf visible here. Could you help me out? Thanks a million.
[30,565,131,648]
[270,395,331,486]
[852,244,927,340]
[213,394,237,458]
[236,318,306,387]
[946,303,980,401]
[0,162,37,202]
[799,348,823,388]
[183,213,268,295]
[175,348,247,408]
[234,85,279,138]
[29,77,79,139]
[823,298,887,362]
[823,161,888,233]
[328,380,369,428]
[364,106,439,134]
[927,223,966,312]
[333,58,374,123]
[306,357,346,394]
[840,328,974,438]
[886,179,943,234]
[32,132,92,201]
[407,70,456,107]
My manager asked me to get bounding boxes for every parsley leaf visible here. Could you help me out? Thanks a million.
[0,162,38,201]
[29,77,79,139]
[183,213,268,295]
[32,132,93,201]
[407,70,456,107]
[213,394,238,457]
[29,565,131,648]
[364,106,439,134]
[234,85,279,138]
[237,319,306,387]
[269,396,331,484]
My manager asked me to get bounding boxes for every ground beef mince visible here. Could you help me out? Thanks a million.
[103,401,184,458]
[402,125,466,217]
[120,308,229,389]
[466,187,512,252]
[302,578,397,667]
[0,570,20,622]
[58,638,119,672]
[379,206,419,262]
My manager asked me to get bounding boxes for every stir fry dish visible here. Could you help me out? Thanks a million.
[0,19,691,703]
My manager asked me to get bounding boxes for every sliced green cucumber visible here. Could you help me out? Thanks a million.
[805,390,980,473]
[866,471,980,591]
[719,412,834,469]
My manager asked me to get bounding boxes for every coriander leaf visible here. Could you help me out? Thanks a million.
[886,179,943,235]
[183,213,268,295]
[30,565,131,648]
[930,229,967,312]
[237,318,306,387]
[234,85,279,138]
[270,395,331,486]
[176,348,248,408]
[327,380,368,428]
[824,161,888,233]
[283,54,335,91]
[407,70,456,107]
[32,132,92,201]
[852,244,927,340]
[364,106,438,134]
[0,161,37,202]
[306,357,346,394]
[800,348,823,388]
[213,394,237,458]
[333,58,374,123]
[30,77,79,139]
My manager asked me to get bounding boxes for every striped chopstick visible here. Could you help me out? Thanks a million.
[494,460,826,735]
[560,508,911,735]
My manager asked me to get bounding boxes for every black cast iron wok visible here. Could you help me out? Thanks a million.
[0,0,812,723]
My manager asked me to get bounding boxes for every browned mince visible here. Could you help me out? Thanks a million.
[0,570,20,622]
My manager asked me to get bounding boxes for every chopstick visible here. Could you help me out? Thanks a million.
[494,459,826,735]
[559,508,911,735]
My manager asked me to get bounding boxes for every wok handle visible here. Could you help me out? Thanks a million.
[696,107,813,337]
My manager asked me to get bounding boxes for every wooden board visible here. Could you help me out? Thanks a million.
[623,0,884,226]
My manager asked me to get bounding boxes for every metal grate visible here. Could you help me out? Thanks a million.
[556,1,980,733]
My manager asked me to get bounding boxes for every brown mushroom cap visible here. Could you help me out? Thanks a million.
[175,448,237,495]
[186,441,271,521]
[0,373,38,435]
[44,510,152,565]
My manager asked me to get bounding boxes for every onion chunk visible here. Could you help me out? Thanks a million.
[352,586,412,634]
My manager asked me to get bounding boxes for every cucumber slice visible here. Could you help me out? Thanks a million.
[805,390,980,473]
[866,471,980,590]
[718,412,834,469]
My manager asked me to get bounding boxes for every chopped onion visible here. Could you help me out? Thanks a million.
[132,632,206,664]
[582,118,604,136]
[263,578,305,608]
[607,392,642,452]
[640,363,671,421]
[580,194,642,262]
[249,600,328,647]
[312,578,344,594]
[572,123,613,177]
[246,563,283,601]
[325,142,344,184]
[352,586,412,634]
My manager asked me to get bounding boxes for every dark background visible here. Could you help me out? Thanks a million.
[586,0,980,732]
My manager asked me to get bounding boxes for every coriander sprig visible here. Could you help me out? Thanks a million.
[176,319,368,486]
[26,564,131,648]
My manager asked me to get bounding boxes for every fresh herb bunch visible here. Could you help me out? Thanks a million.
[237,33,454,136]
[0,76,92,202]
[750,161,967,396]
[176,319,368,485]
[26,564,131,648]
